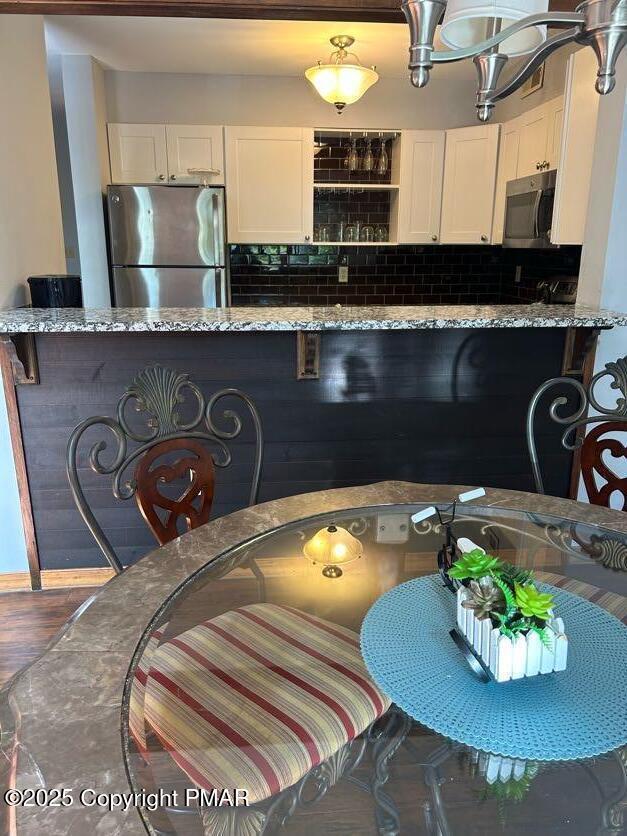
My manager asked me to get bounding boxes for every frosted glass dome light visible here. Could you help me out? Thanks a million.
[440,0,550,56]
[305,36,379,113]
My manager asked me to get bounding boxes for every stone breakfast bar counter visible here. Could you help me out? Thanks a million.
[0,302,625,585]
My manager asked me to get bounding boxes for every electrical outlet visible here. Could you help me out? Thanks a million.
[515,265,522,284]
[375,513,410,544]
[338,265,349,283]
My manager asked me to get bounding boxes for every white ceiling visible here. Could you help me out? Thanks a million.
[44,16,470,80]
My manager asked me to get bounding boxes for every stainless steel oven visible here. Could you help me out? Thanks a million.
[503,169,557,249]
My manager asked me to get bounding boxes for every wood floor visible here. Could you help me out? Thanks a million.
[0,587,98,687]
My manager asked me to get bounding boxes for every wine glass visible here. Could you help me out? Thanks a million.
[362,138,374,172]
[375,224,388,242]
[376,139,389,177]
[347,138,360,172]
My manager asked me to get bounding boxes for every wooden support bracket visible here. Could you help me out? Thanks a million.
[296,331,320,380]
[3,333,39,385]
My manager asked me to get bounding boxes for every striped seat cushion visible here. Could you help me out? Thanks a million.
[537,571,627,623]
[129,627,165,753]
[143,603,390,803]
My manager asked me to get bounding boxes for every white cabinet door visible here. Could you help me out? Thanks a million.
[225,127,313,244]
[108,124,168,184]
[397,131,445,244]
[545,96,565,170]
[552,49,600,244]
[441,125,500,244]
[517,106,549,176]
[492,118,521,244]
[165,125,224,185]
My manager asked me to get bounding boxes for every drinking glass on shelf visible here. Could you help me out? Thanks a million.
[375,224,388,242]
[360,224,374,243]
[318,224,331,242]
[347,138,360,172]
[344,223,359,243]
[362,138,374,172]
[376,138,389,176]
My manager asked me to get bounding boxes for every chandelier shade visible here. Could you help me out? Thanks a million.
[440,0,550,56]
[305,36,379,112]
[303,525,363,577]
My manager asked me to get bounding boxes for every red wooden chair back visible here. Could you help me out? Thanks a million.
[580,421,627,510]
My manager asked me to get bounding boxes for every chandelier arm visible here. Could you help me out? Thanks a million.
[490,27,581,102]
[430,12,584,63]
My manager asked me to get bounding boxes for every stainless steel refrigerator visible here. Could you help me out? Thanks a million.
[107,185,228,307]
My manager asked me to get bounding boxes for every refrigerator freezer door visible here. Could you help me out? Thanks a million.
[112,267,226,307]
[108,185,225,266]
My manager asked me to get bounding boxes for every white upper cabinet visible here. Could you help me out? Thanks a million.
[397,131,445,244]
[517,107,549,176]
[546,97,565,171]
[108,124,168,184]
[515,96,565,176]
[108,123,225,185]
[165,125,224,185]
[492,120,521,244]
[441,124,500,244]
[552,48,600,245]
[225,127,313,244]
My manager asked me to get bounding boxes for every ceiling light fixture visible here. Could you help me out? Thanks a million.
[303,525,363,577]
[305,35,379,113]
[402,0,626,122]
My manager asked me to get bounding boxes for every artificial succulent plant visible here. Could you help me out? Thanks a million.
[514,583,554,621]
[461,577,505,620]
[448,549,503,581]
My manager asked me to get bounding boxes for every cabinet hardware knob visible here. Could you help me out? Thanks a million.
[157,174,166,181]
[536,162,541,170]
[431,234,438,241]
[170,174,177,181]
[480,234,488,242]
[305,235,311,242]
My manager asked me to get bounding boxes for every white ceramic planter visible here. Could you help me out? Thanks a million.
[456,582,568,682]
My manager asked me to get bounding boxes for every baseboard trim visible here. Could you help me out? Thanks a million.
[0,568,115,592]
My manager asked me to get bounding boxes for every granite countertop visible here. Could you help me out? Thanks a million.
[0,303,625,333]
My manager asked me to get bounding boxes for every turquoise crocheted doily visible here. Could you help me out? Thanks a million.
[360,574,627,760]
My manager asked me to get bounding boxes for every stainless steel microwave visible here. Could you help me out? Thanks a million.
[503,169,557,249]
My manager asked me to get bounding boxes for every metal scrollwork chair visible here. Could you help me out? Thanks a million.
[67,365,263,573]
[527,357,627,508]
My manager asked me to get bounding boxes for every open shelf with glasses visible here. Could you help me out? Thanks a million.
[313,129,401,244]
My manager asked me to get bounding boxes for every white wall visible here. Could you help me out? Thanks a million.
[0,15,65,573]
[62,55,111,307]
[578,55,627,506]
[104,70,478,129]
[494,42,578,123]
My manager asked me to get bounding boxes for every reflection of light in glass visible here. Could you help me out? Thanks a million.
[135,187,155,265]
[303,525,363,578]
[197,189,213,265]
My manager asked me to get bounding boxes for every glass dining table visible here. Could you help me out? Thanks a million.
[2,483,626,836]
[124,499,627,836]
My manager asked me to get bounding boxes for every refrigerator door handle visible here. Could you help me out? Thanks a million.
[212,191,224,266]
[216,267,228,308]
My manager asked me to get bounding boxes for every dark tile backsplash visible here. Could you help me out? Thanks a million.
[230,244,581,307]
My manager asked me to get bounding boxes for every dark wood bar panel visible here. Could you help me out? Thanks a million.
[16,327,572,570]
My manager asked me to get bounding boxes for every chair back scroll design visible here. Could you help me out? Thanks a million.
[66,365,263,574]
[580,421,627,510]
[526,357,627,500]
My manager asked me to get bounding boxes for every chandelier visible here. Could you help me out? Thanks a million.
[305,36,379,112]
[402,0,626,121]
